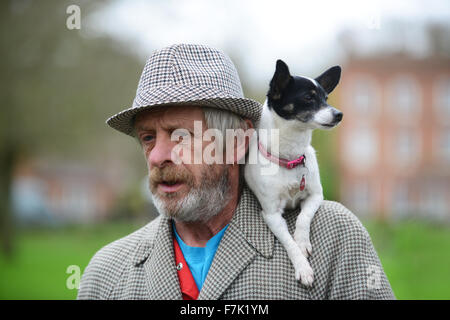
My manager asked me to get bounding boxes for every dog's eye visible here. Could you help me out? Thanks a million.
[304,94,313,101]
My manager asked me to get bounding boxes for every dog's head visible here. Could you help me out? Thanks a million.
[267,59,343,130]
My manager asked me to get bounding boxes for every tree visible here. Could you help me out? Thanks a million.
[0,0,147,256]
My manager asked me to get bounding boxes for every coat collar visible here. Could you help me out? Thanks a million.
[199,184,274,299]
[228,183,274,259]
[142,216,182,299]
[133,183,274,299]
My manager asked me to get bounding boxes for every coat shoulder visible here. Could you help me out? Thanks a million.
[308,201,395,299]
[308,200,373,256]
[77,216,162,299]
[284,200,368,241]
[312,200,370,239]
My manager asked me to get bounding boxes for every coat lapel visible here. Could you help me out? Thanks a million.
[138,184,273,300]
[142,216,182,300]
[198,184,274,299]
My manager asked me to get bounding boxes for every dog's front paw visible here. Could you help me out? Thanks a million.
[294,230,312,257]
[292,256,314,287]
[299,265,314,287]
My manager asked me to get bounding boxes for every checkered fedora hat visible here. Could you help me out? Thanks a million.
[106,44,262,136]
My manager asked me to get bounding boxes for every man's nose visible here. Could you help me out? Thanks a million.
[148,133,175,168]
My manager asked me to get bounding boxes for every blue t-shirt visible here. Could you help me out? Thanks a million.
[173,223,228,291]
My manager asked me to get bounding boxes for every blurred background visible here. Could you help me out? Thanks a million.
[0,0,449,299]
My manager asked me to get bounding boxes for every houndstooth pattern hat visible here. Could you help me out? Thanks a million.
[106,44,262,136]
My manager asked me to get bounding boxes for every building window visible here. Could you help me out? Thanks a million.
[389,75,421,117]
[433,77,450,122]
[438,129,450,162]
[344,181,372,216]
[392,129,421,165]
[348,75,379,116]
[391,182,411,218]
[420,184,448,220]
[344,126,378,170]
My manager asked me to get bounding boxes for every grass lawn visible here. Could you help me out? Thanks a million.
[0,221,144,300]
[0,219,449,299]
[364,220,450,300]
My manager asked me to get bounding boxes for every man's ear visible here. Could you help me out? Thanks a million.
[268,60,292,100]
[315,66,341,94]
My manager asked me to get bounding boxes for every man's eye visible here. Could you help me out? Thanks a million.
[141,135,154,143]
[172,129,191,141]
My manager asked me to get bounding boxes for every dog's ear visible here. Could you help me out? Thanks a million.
[268,59,292,100]
[315,66,341,94]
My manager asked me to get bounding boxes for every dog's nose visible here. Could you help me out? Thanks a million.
[334,111,343,122]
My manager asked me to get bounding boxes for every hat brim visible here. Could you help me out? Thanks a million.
[106,86,262,136]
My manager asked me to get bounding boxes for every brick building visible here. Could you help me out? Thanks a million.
[337,54,450,220]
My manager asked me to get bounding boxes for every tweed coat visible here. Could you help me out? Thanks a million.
[77,184,395,300]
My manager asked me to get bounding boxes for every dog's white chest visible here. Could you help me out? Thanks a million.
[287,174,306,197]
[284,168,309,208]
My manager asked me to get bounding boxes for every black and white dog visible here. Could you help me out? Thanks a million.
[245,60,342,286]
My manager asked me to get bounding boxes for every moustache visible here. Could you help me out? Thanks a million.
[149,166,194,190]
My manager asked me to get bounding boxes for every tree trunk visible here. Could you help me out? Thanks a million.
[0,134,17,259]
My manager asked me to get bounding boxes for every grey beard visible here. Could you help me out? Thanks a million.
[151,167,232,222]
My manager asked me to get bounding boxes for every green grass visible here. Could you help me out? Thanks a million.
[363,220,450,300]
[0,221,144,300]
[0,219,449,299]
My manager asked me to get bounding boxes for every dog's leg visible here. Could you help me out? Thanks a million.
[261,200,314,286]
[294,193,323,257]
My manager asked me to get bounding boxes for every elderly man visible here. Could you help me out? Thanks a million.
[77,44,395,300]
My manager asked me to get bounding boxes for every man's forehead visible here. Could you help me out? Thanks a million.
[134,106,205,130]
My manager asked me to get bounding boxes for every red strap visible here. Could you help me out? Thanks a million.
[173,237,199,300]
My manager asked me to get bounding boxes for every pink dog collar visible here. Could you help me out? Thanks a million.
[258,141,306,169]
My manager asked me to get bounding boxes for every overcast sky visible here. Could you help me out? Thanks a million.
[87,0,450,88]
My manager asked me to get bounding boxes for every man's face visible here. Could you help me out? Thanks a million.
[134,106,232,222]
